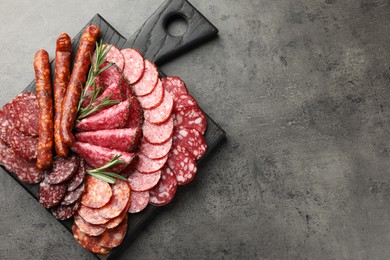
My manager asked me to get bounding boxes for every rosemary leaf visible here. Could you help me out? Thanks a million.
[87,172,115,184]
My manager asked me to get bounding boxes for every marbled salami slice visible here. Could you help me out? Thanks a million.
[173,106,207,135]
[98,215,128,248]
[74,213,106,236]
[136,154,168,174]
[103,44,124,70]
[103,195,131,229]
[100,62,122,90]
[9,128,37,161]
[132,60,158,96]
[144,90,173,124]
[124,97,143,129]
[149,166,177,206]
[121,48,145,84]
[61,183,85,206]
[173,127,207,160]
[173,94,198,112]
[162,76,188,98]
[78,205,110,225]
[0,109,13,144]
[72,224,110,255]
[128,170,161,191]
[76,128,138,152]
[51,201,80,220]
[140,137,173,159]
[81,175,112,208]
[67,159,86,192]
[75,98,130,132]
[39,179,67,208]
[138,79,164,110]
[72,142,137,173]
[168,144,198,185]
[97,180,130,219]
[46,154,79,184]
[142,117,173,145]
[91,81,123,108]
[128,191,149,213]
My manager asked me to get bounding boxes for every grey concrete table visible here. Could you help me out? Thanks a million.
[1,0,390,259]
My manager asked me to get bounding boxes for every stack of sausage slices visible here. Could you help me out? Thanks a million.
[0,25,208,255]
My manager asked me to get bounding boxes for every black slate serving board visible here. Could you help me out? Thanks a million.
[2,0,226,259]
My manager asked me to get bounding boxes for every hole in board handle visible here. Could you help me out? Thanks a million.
[164,13,189,37]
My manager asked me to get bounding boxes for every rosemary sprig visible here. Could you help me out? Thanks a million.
[86,155,127,184]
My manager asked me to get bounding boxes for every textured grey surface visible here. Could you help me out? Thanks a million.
[1,0,390,259]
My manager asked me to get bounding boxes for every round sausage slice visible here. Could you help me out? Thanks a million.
[81,175,112,208]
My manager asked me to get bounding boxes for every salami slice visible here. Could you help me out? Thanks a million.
[128,191,149,213]
[103,44,124,70]
[91,81,123,108]
[173,106,207,135]
[144,90,173,124]
[61,183,85,206]
[46,154,79,184]
[0,109,13,144]
[173,94,198,112]
[138,79,164,110]
[168,145,198,185]
[81,175,112,208]
[97,180,130,219]
[136,154,168,174]
[51,201,80,220]
[100,62,122,90]
[173,127,207,160]
[161,76,188,98]
[132,60,158,97]
[72,224,110,255]
[78,205,110,225]
[72,142,137,173]
[123,97,143,129]
[74,213,106,236]
[149,166,177,206]
[80,75,103,109]
[67,159,86,192]
[39,179,67,208]
[9,128,38,161]
[98,215,128,248]
[121,48,145,84]
[139,137,173,160]
[142,117,173,145]
[75,98,130,132]
[103,194,131,229]
[75,128,138,152]
[128,170,161,191]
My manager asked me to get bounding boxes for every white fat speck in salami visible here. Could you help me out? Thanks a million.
[144,90,173,124]
[142,117,173,145]
[161,76,188,98]
[121,48,145,84]
[128,190,149,213]
[173,94,199,113]
[74,213,106,236]
[173,127,207,160]
[149,166,177,206]
[132,60,158,96]
[173,106,207,135]
[136,154,168,174]
[140,137,172,159]
[138,79,164,110]
[9,128,37,161]
[167,144,197,185]
[128,170,161,191]
[46,154,79,184]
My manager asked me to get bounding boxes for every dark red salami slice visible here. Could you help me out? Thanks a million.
[100,62,122,90]
[173,127,207,160]
[75,128,138,152]
[132,60,158,97]
[81,175,112,208]
[97,180,130,219]
[46,154,79,184]
[91,82,123,108]
[78,205,110,225]
[173,94,198,112]
[0,109,13,144]
[61,183,85,206]
[72,224,110,255]
[139,137,172,160]
[138,79,164,110]
[81,75,104,109]
[75,98,130,132]
[74,213,106,236]
[128,170,161,191]
[168,144,198,185]
[161,76,188,98]
[149,166,177,206]
[173,106,207,135]
[123,97,143,129]
[144,90,173,125]
[128,191,149,213]
[121,78,133,99]
[136,154,168,174]
[129,127,142,153]
[9,128,37,161]
[67,159,86,192]
[39,179,67,208]
[103,44,124,70]
[51,201,80,220]
[72,142,137,173]
[121,48,145,84]
[3,92,39,136]
[142,117,173,144]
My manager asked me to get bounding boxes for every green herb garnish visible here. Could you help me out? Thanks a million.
[86,155,127,184]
